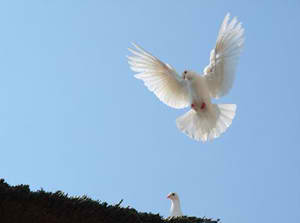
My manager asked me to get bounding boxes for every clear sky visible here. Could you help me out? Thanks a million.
[1,1,299,223]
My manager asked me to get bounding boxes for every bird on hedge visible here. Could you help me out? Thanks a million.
[127,13,244,142]
[167,192,183,218]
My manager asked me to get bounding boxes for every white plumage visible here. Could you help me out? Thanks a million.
[167,192,183,218]
[128,13,244,142]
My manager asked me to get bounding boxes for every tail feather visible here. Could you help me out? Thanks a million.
[176,104,236,141]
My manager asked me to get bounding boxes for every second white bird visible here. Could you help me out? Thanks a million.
[128,13,244,142]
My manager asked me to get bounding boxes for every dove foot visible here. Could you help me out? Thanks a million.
[201,102,206,110]
[191,103,206,111]
[191,103,197,111]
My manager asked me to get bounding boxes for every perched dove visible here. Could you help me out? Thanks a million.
[167,192,183,218]
[128,13,244,141]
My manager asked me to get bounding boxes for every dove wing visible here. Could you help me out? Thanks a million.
[203,13,244,98]
[128,43,189,109]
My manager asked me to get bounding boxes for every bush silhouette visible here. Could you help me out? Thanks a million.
[0,179,219,223]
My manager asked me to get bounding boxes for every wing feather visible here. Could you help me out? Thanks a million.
[204,13,245,98]
[128,43,189,109]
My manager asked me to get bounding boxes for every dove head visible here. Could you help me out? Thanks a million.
[167,192,179,201]
[182,70,195,81]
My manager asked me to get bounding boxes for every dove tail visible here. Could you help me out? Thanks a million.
[176,104,236,142]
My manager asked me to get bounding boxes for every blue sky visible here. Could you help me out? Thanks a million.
[1,1,299,223]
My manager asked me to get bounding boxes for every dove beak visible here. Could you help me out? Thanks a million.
[167,194,171,199]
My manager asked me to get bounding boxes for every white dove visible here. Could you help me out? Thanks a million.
[128,13,244,141]
[167,192,183,218]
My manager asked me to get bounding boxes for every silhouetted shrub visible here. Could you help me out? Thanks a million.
[0,179,219,223]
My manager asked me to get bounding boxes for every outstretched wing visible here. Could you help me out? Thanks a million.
[203,13,245,99]
[128,43,189,109]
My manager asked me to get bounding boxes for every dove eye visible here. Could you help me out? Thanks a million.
[171,193,175,196]
[184,70,187,74]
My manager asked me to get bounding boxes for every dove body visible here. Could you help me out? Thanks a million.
[167,192,183,218]
[184,71,211,111]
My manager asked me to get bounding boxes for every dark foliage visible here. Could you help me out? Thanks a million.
[0,179,220,223]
